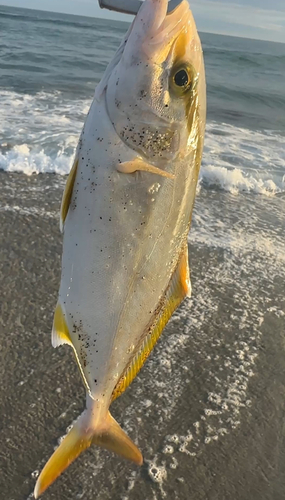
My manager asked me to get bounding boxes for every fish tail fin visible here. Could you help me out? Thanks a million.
[92,412,143,465]
[34,421,92,499]
[34,411,142,498]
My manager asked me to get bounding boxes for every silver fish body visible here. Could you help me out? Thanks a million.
[35,0,206,496]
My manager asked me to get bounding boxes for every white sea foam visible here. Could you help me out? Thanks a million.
[200,164,283,196]
[201,121,285,196]
[0,203,58,219]
[116,191,285,499]
[1,89,284,196]
[0,89,86,173]
[0,144,71,175]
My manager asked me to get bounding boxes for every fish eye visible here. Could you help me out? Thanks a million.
[170,64,193,96]
[174,69,189,88]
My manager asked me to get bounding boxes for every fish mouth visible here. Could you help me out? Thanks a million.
[124,0,194,64]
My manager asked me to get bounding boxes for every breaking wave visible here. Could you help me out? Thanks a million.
[1,90,284,196]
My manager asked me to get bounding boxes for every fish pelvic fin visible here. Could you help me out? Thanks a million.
[60,157,78,232]
[34,411,142,498]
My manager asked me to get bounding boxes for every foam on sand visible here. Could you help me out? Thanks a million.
[112,190,285,498]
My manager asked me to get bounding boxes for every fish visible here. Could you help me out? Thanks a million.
[34,0,206,496]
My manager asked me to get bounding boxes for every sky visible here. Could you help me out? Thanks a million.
[1,0,285,43]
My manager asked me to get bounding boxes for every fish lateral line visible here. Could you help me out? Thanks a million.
[117,158,175,179]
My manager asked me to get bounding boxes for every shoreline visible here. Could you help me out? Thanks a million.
[0,173,285,499]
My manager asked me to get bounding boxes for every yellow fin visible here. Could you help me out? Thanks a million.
[117,158,175,180]
[34,411,142,498]
[34,423,92,498]
[51,303,90,394]
[112,244,191,401]
[51,303,72,348]
[92,412,143,465]
[60,157,78,232]
[178,243,191,298]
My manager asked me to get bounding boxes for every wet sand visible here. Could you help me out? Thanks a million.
[1,172,285,500]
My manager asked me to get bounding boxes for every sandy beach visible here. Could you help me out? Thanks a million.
[1,172,285,500]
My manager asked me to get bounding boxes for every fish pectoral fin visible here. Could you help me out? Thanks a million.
[117,158,175,180]
[60,157,78,232]
[34,411,142,498]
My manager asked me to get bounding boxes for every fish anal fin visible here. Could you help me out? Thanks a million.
[117,158,174,180]
[60,158,79,232]
[34,411,142,498]
[51,303,72,348]
[112,243,191,401]
[52,303,72,348]
[52,304,91,395]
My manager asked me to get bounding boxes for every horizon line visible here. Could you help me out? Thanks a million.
[0,2,284,45]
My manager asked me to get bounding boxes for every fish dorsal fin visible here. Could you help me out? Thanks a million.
[60,158,78,232]
[112,243,191,401]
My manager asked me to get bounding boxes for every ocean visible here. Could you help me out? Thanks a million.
[0,4,285,500]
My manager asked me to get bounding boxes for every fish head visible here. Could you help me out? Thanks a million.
[104,0,206,163]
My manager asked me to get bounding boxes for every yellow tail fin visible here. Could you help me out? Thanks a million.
[34,411,143,498]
